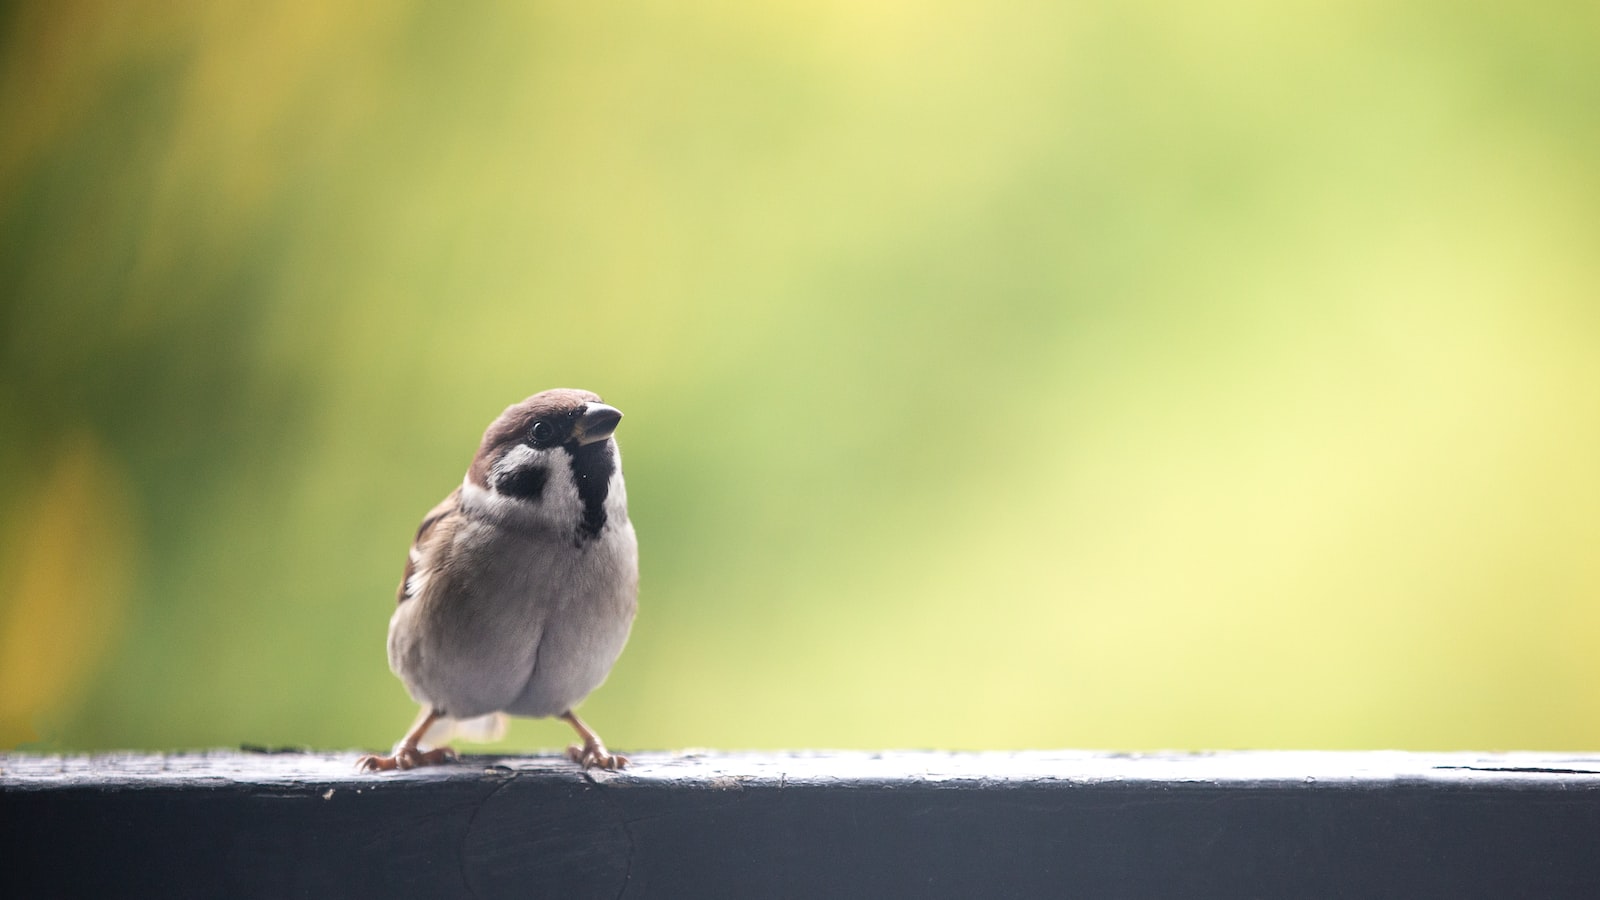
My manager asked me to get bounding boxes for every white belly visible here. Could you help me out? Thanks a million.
[388,516,639,720]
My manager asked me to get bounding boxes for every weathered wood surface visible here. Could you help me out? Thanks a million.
[5,750,1600,898]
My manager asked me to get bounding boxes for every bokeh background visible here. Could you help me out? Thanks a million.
[3,2,1599,754]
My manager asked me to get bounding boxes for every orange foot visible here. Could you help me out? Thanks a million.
[567,740,628,770]
[356,745,458,772]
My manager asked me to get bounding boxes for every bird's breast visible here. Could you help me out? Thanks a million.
[389,512,637,719]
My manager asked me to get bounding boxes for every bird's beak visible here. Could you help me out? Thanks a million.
[573,402,623,445]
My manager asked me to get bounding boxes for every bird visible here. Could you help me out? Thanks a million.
[357,388,639,772]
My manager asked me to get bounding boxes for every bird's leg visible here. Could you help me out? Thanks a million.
[357,706,459,772]
[561,710,628,770]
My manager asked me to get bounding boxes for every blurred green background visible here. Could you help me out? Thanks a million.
[3,1,1599,755]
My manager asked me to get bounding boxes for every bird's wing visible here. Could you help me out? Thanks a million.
[396,488,461,605]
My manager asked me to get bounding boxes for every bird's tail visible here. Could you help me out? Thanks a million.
[420,712,508,748]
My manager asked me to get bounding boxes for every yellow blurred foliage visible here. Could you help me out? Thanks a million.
[0,432,134,746]
[2,2,1598,751]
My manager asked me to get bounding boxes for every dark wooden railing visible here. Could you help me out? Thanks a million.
[5,749,1600,898]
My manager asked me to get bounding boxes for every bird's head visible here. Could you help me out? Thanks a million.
[466,388,626,537]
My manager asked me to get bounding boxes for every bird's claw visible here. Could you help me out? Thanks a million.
[567,742,628,770]
[356,745,458,772]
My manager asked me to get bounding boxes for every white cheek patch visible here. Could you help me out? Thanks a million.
[604,470,629,524]
[592,443,629,533]
[490,444,540,485]
[463,447,585,533]
[541,456,583,518]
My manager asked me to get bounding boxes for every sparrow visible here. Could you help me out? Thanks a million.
[358,388,639,772]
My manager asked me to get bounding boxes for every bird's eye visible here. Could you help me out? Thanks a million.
[529,421,555,445]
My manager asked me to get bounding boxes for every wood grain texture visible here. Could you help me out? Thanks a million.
[6,750,1600,898]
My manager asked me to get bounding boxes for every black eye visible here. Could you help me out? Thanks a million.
[529,421,555,445]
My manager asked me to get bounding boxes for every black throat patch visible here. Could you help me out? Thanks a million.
[568,440,616,540]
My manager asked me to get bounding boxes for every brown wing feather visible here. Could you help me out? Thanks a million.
[396,489,460,605]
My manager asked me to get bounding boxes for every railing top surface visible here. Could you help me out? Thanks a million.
[7,749,1600,791]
